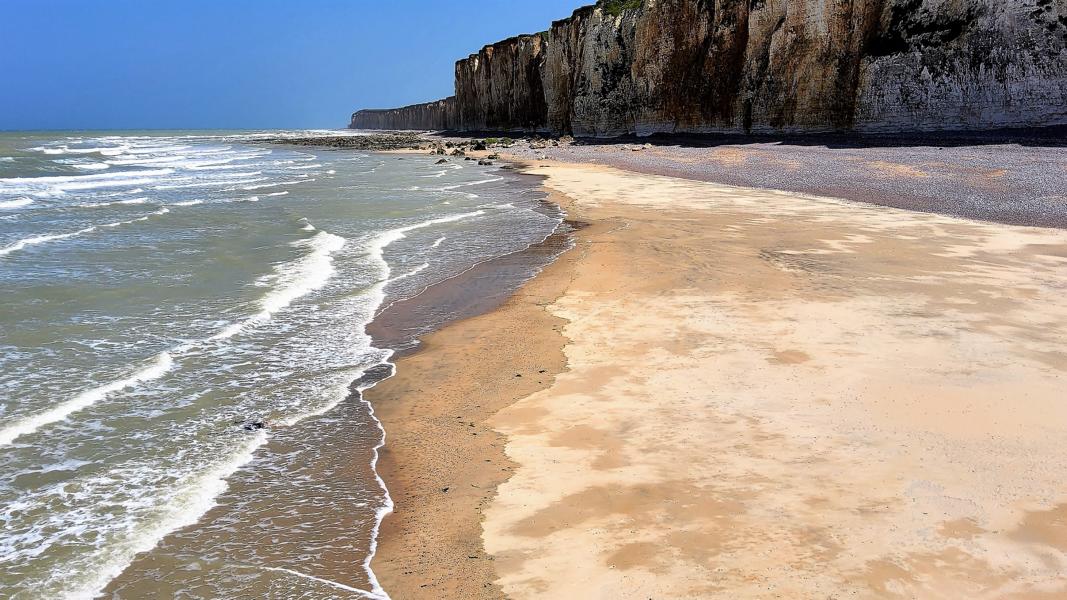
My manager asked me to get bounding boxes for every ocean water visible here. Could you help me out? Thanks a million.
[0,131,561,598]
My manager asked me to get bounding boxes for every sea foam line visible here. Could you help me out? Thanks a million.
[0,226,98,257]
[241,178,313,191]
[0,168,174,185]
[68,430,267,600]
[0,352,173,446]
[0,198,33,209]
[258,567,386,598]
[346,209,487,598]
[211,229,346,340]
[0,208,169,257]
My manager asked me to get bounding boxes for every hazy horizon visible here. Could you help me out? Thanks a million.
[1,0,579,131]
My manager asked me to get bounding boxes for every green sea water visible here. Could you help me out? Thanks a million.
[0,130,560,598]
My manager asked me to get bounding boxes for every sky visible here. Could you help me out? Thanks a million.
[0,0,581,131]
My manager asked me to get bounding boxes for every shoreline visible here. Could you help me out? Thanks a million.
[363,182,582,598]
[367,149,1067,598]
[95,148,562,598]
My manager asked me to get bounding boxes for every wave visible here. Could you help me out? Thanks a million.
[0,168,174,186]
[66,429,267,600]
[0,209,169,257]
[431,176,503,192]
[364,211,486,267]
[430,236,446,249]
[385,263,430,284]
[56,177,164,192]
[153,174,264,190]
[211,229,346,340]
[258,566,386,599]
[67,162,112,171]
[0,198,32,209]
[172,199,203,207]
[0,352,174,446]
[263,191,289,197]
[105,156,192,166]
[122,144,191,155]
[100,208,169,228]
[81,198,149,208]
[240,179,313,191]
[33,145,130,156]
[0,225,98,257]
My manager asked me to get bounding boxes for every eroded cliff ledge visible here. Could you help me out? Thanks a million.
[350,0,1067,136]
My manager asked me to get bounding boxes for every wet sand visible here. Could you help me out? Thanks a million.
[365,208,582,598]
[371,154,1067,598]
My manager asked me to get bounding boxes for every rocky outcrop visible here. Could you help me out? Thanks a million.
[351,0,1067,136]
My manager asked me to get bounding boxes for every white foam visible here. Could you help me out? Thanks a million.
[57,177,163,192]
[67,430,267,600]
[430,236,446,249]
[0,205,171,257]
[72,162,111,171]
[0,168,174,186]
[186,163,251,171]
[386,263,429,284]
[263,191,289,197]
[122,144,191,155]
[365,211,486,264]
[0,352,173,446]
[260,232,345,314]
[211,229,346,340]
[33,144,130,156]
[0,198,32,209]
[241,179,313,191]
[81,198,149,208]
[258,566,386,599]
[431,176,503,192]
[0,225,97,257]
[153,174,264,190]
[172,200,203,207]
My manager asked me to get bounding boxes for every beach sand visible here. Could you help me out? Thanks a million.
[369,157,1067,598]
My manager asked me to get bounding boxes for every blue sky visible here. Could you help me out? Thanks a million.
[0,0,580,131]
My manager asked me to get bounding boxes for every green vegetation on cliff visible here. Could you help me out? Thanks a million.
[596,0,643,17]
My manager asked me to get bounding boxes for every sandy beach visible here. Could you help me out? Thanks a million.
[368,146,1067,598]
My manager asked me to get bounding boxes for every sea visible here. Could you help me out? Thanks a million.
[0,130,562,598]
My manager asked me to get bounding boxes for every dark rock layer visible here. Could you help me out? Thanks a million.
[351,0,1067,136]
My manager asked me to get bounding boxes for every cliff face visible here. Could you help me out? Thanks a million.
[351,0,1067,135]
[350,97,455,130]
[453,35,550,131]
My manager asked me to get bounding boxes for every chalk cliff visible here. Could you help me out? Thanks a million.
[350,0,1067,136]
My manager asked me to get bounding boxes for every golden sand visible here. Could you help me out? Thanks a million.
[374,160,1067,599]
